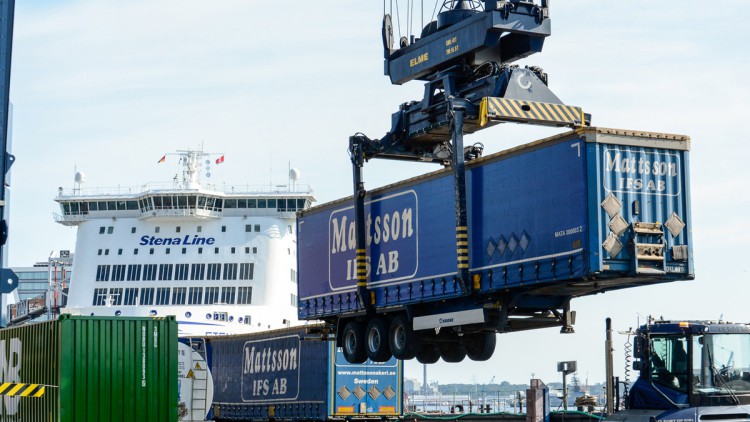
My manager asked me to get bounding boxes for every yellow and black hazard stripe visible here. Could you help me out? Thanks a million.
[479,97,585,127]
[456,226,469,270]
[355,249,368,286]
[0,383,46,398]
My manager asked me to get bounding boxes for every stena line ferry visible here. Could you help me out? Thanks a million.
[54,149,315,336]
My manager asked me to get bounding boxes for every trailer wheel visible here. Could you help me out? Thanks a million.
[389,315,418,360]
[365,318,392,362]
[342,321,367,363]
[439,338,466,363]
[464,332,496,361]
[415,344,440,364]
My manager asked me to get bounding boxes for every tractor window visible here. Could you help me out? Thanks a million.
[650,336,689,392]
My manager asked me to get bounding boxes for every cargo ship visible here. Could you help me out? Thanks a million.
[54,148,315,336]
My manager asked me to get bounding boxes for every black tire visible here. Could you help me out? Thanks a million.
[465,332,497,361]
[389,315,418,360]
[341,321,367,363]
[415,343,440,364]
[439,334,467,363]
[365,318,392,362]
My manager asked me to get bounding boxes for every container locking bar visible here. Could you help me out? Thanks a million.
[479,97,589,128]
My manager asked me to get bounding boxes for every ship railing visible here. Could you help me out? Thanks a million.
[56,183,313,197]
[53,212,87,226]
[140,208,222,219]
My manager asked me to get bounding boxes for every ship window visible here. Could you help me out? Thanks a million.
[237,287,252,305]
[175,264,189,280]
[124,288,138,305]
[288,199,297,210]
[267,199,277,209]
[158,264,173,281]
[155,226,160,233]
[291,294,297,307]
[133,249,139,255]
[182,248,186,254]
[99,227,105,234]
[198,247,203,254]
[98,201,107,210]
[257,199,267,208]
[247,199,256,208]
[205,287,219,304]
[245,247,250,254]
[215,247,219,254]
[89,202,98,211]
[207,263,221,280]
[188,287,203,305]
[61,203,70,214]
[205,197,215,210]
[237,199,247,208]
[254,224,260,232]
[172,287,186,305]
[221,226,226,232]
[221,287,236,304]
[149,248,154,255]
[165,248,170,255]
[131,227,136,234]
[156,288,170,305]
[98,249,102,256]
[153,197,163,209]
[139,288,154,305]
[239,263,254,280]
[95,265,110,282]
[126,201,138,210]
[109,288,123,306]
[117,201,127,210]
[245,224,251,232]
[80,202,89,213]
[187,196,196,207]
[104,249,110,256]
[197,226,202,233]
[93,288,108,306]
[197,196,207,209]
[122,288,138,305]
[176,226,181,233]
[297,199,306,209]
[127,265,141,281]
[223,263,238,280]
[231,247,235,254]
[225,199,237,208]
[253,247,257,254]
[190,264,206,280]
[143,264,157,281]
[70,202,79,214]
[178,196,188,209]
[162,196,172,208]
[112,265,126,281]
[107,226,114,234]
[107,201,116,210]
[118,249,123,255]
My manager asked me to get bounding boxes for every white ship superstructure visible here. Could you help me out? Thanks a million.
[54,149,314,336]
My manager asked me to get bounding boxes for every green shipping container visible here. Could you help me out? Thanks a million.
[0,315,178,421]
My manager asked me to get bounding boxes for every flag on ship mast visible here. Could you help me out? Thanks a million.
[216,155,225,164]
[157,155,166,163]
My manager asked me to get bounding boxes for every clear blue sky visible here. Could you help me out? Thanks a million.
[7,1,750,386]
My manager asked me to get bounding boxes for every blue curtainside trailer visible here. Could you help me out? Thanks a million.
[297,127,693,364]
[188,325,403,421]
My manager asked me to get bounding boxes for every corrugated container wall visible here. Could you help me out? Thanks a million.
[0,315,178,422]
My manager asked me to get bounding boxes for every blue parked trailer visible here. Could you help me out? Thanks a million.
[297,127,693,364]
[187,325,403,421]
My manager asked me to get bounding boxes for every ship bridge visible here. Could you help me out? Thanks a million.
[54,186,314,226]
